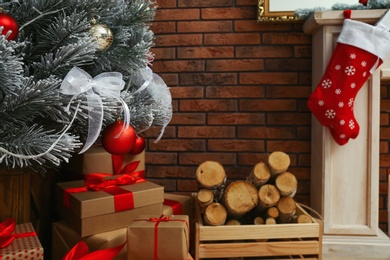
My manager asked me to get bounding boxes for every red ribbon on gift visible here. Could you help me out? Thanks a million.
[0,219,37,249]
[134,215,189,260]
[163,199,183,215]
[63,173,145,212]
[111,154,145,177]
[62,241,125,260]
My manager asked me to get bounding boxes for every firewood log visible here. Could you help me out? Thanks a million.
[265,217,277,224]
[197,189,214,209]
[257,184,280,210]
[267,151,290,176]
[277,196,296,223]
[275,171,297,197]
[253,216,264,225]
[266,206,279,219]
[225,219,241,225]
[196,161,226,189]
[203,202,227,226]
[223,180,258,217]
[247,161,271,188]
[296,214,313,224]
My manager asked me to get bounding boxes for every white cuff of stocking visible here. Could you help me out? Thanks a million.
[337,19,390,61]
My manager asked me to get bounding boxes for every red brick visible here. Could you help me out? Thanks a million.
[145,152,178,165]
[295,46,312,58]
[180,99,237,111]
[155,9,200,21]
[177,180,198,192]
[178,0,233,7]
[152,60,205,72]
[265,59,311,72]
[149,139,206,151]
[267,112,311,125]
[208,113,265,125]
[147,166,197,178]
[151,47,176,60]
[170,113,206,125]
[266,86,311,98]
[204,33,260,45]
[169,86,204,99]
[240,72,297,85]
[180,72,237,85]
[150,21,176,34]
[155,73,179,85]
[143,126,176,139]
[239,99,296,111]
[208,139,265,152]
[263,32,311,45]
[154,34,202,47]
[236,46,293,58]
[236,0,257,6]
[235,20,292,32]
[179,152,236,165]
[146,177,177,191]
[155,0,177,8]
[237,126,296,139]
[206,86,264,98]
[178,47,234,59]
[201,7,256,19]
[177,21,232,33]
[178,126,235,138]
[206,59,264,71]
[266,140,311,153]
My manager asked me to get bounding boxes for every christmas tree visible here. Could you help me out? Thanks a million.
[0,0,172,170]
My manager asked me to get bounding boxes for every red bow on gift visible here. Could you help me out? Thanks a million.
[62,241,125,260]
[359,0,368,6]
[84,173,142,191]
[0,218,36,249]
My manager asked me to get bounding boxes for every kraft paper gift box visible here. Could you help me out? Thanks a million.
[57,177,164,237]
[127,215,189,260]
[0,221,44,260]
[52,221,127,260]
[163,193,194,218]
[61,145,145,181]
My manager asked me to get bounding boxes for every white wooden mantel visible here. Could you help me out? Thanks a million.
[303,10,390,259]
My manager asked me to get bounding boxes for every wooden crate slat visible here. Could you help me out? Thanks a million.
[199,223,320,241]
[198,240,320,258]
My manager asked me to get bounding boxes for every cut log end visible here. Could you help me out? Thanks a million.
[275,171,298,197]
[258,184,280,209]
[247,161,271,188]
[196,161,226,189]
[225,219,241,225]
[268,151,290,175]
[277,196,296,223]
[297,214,313,224]
[224,181,259,216]
[197,189,214,208]
[203,203,227,226]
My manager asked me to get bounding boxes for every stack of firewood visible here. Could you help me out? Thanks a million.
[195,151,312,226]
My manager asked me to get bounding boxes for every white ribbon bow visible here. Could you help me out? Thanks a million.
[60,66,130,153]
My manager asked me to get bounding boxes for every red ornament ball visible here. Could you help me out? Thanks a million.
[130,135,146,154]
[0,12,19,41]
[101,120,136,155]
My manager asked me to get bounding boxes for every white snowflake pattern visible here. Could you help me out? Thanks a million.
[363,71,367,77]
[349,120,355,129]
[318,100,324,106]
[345,66,356,76]
[322,79,332,88]
[335,89,341,94]
[350,83,356,88]
[340,120,345,125]
[348,98,354,107]
[350,53,356,59]
[361,61,367,67]
[335,64,341,70]
[340,134,346,139]
[338,102,344,107]
[325,109,336,119]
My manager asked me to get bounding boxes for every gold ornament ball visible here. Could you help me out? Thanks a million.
[90,23,113,51]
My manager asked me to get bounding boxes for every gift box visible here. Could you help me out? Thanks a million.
[52,221,127,260]
[163,193,194,219]
[0,222,44,260]
[127,215,189,260]
[57,177,164,237]
[61,145,145,181]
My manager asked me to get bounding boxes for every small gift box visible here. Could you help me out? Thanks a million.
[127,215,189,260]
[0,219,44,260]
[163,193,194,219]
[61,145,145,181]
[57,176,164,237]
[52,221,127,260]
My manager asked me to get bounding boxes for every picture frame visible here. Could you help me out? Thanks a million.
[257,0,361,22]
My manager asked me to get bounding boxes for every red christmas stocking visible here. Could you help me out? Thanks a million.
[308,18,390,145]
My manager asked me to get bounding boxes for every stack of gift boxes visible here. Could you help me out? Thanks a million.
[52,145,195,260]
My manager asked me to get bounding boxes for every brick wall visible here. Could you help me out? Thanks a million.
[144,0,388,233]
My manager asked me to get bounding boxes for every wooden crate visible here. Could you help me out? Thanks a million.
[194,202,323,260]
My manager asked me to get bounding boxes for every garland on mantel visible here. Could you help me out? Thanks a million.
[294,0,390,19]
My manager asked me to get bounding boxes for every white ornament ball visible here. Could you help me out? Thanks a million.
[90,23,113,51]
